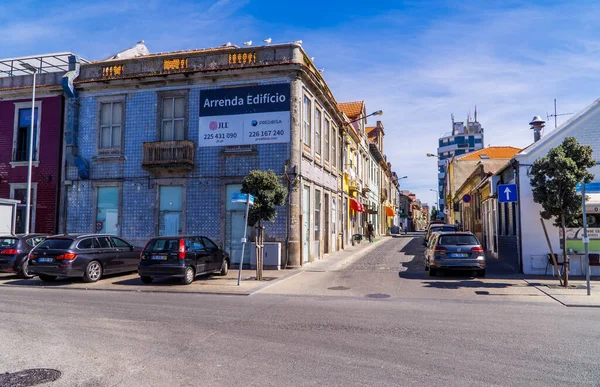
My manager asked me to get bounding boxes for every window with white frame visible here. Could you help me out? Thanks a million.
[324,119,330,162]
[99,102,123,151]
[10,183,37,233]
[303,96,311,147]
[315,108,322,156]
[12,103,40,162]
[161,96,186,141]
[331,126,337,168]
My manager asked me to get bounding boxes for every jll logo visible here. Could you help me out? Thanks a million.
[209,121,229,130]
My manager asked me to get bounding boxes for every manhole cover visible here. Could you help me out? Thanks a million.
[0,369,61,387]
[366,293,391,299]
[328,286,350,290]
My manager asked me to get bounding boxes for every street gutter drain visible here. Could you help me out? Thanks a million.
[328,286,350,290]
[366,293,391,299]
[0,369,61,387]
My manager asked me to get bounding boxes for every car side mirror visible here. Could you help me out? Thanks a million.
[130,246,134,251]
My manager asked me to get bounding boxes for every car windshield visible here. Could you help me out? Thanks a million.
[0,237,18,249]
[439,235,479,246]
[146,239,181,252]
[432,226,456,233]
[36,239,73,250]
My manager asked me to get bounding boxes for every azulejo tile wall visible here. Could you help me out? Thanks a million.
[65,85,291,246]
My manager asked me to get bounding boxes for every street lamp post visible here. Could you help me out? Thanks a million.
[429,189,440,215]
[21,63,37,235]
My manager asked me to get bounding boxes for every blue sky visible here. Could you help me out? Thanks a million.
[2,0,600,205]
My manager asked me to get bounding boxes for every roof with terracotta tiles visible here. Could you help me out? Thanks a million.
[366,126,376,135]
[456,146,521,161]
[337,101,364,120]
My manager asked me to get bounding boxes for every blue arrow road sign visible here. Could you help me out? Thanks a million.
[498,184,518,203]
[231,193,255,205]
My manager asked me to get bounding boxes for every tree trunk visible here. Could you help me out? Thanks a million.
[541,218,563,287]
[255,221,264,281]
[561,213,569,287]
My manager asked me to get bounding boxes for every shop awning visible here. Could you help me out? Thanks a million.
[385,206,396,217]
[350,198,365,212]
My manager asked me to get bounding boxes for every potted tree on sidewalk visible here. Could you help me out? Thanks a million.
[529,137,595,287]
[241,170,287,280]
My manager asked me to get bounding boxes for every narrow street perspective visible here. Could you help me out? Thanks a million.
[262,234,553,304]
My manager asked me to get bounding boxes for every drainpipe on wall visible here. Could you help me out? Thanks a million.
[61,55,81,165]
[60,55,81,233]
[511,157,523,273]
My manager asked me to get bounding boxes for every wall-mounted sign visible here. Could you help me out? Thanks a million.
[498,183,518,203]
[199,83,291,147]
[462,194,471,203]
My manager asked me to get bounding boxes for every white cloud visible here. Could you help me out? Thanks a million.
[300,1,600,203]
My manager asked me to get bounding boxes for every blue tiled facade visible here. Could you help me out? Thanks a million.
[64,83,290,249]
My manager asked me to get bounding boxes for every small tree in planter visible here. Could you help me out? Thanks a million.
[241,170,287,280]
[529,137,595,287]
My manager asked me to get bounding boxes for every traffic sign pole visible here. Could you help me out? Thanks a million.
[237,195,251,286]
[231,193,254,286]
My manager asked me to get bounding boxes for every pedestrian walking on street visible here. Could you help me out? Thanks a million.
[367,221,375,243]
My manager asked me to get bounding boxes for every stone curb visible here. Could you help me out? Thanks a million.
[523,280,600,308]
[0,283,253,296]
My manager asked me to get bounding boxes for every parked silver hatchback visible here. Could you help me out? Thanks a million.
[424,232,486,277]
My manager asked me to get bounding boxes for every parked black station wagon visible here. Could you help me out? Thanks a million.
[138,236,230,285]
[28,234,142,282]
[0,234,49,278]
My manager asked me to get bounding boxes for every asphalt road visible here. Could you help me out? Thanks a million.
[1,235,599,386]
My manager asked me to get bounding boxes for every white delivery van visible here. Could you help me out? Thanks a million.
[0,199,19,235]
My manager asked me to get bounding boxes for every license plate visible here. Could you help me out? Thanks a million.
[451,253,468,258]
[151,255,168,261]
[38,257,54,263]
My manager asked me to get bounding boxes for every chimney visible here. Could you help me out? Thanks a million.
[529,116,545,142]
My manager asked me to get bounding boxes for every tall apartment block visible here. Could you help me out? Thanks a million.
[436,110,484,218]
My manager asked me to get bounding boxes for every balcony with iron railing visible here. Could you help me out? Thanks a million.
[142,140,195,172]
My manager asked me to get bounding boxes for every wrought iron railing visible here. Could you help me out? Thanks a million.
[142,140,195,170]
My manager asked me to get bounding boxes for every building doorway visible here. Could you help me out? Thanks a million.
[158,186,183,236]
[324,192,330,254]
[302,185,310,263]
[225,184,251,266]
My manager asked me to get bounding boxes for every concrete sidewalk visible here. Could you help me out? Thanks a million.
[524,278,600,307]
[0,268,296,296]
[298,235,390,273]
[0,238,387,296]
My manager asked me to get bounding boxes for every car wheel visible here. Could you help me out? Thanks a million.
[429,267,437,277]
[19,259,34,279]
[477,269,486,278]
[83,261,103,283]
[140,276,153,284]
[181,266,195,285]
[220,259,229,276]
[39,274,57,282]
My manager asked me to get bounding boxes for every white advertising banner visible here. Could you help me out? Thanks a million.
[198,83,291,147]
[199,111,290,146]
